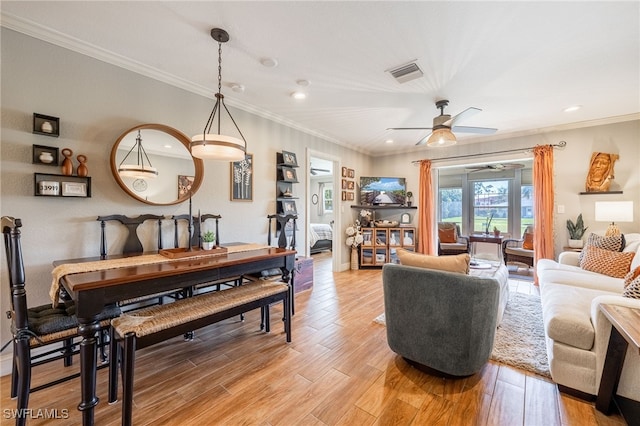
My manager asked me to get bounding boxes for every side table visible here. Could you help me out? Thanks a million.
[469,234,504,260]
[596,304,640,422]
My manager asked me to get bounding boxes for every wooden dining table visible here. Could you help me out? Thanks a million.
[53,246,296,426]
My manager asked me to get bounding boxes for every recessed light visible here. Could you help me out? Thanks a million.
[291,91,306,100]
[231,84,245,93]
[385,139,394,144]
[564,105,582,112]
[296,79,310,87]
[260,57,278,68]
[164,144,172,149]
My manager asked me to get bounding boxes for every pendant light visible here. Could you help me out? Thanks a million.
[191,28,247,161]
[118,130,158,179]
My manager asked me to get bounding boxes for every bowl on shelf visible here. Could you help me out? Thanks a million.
[373,220,399,228]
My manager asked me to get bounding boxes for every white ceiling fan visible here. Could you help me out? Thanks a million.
[388,100,497,146]
[466,163,525,173]
[310,167,331,175]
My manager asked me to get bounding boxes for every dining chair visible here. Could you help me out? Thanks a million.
[171,213,221,249]
[2,216,120,425]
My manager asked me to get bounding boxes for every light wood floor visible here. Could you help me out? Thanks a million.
[0,252,627,425]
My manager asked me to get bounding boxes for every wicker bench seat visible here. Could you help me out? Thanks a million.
[109,280,291,426]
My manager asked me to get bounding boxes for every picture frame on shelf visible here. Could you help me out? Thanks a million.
[178,175,194,198]
[281,150,298,167]
[347,168,355,178]
[400,213,411,224]
[230,153,253,201]
[281,199,297,214]
[33,113,60,137]
[281,167,298,182]
[342,167,348,177]
[62,182,87,197]
[32,144,59,166]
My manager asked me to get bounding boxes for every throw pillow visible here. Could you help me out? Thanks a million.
[580,246,634,278]
[624,266,640,287]
[623,275,640,299]
[438,227,457,243]
[522,232,534,250]
[397,249,470,275]
[579,233,626,262]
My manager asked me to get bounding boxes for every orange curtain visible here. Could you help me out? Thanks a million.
[533,145,555,284]
[418,160,435,254]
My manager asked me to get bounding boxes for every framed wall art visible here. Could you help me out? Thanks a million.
[230,153,253,201]
[281,150,298,167]
[342,191,347,201]
[347,180,355,190]
[347,192,355,201]
[347,168,355,178]
[342,167,348,177]
[342,179,348,189]
[178,175,194,198]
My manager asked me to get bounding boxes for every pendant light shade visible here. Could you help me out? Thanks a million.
[191,28,247,161]
[426,128,457,147]
[118,130,158,179]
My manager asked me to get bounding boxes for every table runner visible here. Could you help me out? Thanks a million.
[50,244,271,307]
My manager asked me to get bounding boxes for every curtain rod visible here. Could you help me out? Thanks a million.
[411,141,566,164]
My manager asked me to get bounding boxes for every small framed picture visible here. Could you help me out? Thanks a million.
[281,167,298,182]
[178,175,194,198]
[342,167,348,177]
[342,191,347,201]
[347,192,355,201]
[32,144,59,166]
[230,153,253,201]
[347,169,355,178]
[342,179,348,189]
[282,150,298,167]
[33,113,60,137]
[62,182,87,197]
[347,181,355,190]
[281,200,297,214]
[400,213,411,224]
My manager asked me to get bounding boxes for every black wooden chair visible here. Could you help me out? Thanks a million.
[2,216,120,425]
[171,213,221,249]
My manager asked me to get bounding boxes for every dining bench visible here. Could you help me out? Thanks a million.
[108,279,291,426]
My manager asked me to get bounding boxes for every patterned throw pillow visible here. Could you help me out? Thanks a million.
[623,275,640,299]
[580,246,634,278]
[624,266,640,287]
[522,232,534,250]
[579,233,626,262]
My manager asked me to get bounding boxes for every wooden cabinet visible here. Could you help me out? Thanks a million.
[360,227,416,267]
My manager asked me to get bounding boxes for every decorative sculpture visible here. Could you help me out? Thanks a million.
[585,152,619,192]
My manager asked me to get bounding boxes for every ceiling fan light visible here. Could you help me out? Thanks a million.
[426,128,457,147]
[190,134,246,161]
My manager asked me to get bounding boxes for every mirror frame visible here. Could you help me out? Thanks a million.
[110,123,204,205]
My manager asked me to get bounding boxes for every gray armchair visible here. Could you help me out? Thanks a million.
[382,263,500,377]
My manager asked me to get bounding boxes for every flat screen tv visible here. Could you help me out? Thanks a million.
[360,177,406,205]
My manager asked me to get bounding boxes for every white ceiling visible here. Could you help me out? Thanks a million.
[2,1,639,156]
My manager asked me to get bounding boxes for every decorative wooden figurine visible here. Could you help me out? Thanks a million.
[585,152,619,192]
[61,148,73,176]
[77,154,88,177]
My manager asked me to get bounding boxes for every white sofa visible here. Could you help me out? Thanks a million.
[536,233,640,403]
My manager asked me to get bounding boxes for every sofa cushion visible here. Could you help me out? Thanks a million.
[580,246,634,278]
[624,266,640,286]
[541,283,614,350]
[397,249,470,274]
[579,233,625,262]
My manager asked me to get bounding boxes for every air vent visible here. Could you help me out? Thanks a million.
[387,61,424,84]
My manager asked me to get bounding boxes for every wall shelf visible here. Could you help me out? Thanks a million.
[34,173,91,198]
[351,205,417,209]
[579,191,623,195]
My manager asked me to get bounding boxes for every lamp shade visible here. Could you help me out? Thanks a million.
[595,201,634,222]
[190,134,246,161]
[426,128,457,147]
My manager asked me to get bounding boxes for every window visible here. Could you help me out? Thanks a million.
[323,187,333,213]
[472,180,509,233]
[439,188,462,223]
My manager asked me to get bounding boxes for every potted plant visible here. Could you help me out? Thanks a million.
[202,230,216,250]
[493,226,501,237]
[566,214,588,248]
[406,191,413,207]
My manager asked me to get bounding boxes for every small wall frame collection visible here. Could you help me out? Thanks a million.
[341,166,355,201]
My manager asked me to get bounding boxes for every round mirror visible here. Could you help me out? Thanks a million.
[110,124,204,205]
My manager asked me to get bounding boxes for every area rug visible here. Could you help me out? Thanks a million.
[373,292,550,378]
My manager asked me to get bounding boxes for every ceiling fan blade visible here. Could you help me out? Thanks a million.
[443,107,481,127]
[415,132,433,146]
[451,125,498,134]
[387,127,433,131]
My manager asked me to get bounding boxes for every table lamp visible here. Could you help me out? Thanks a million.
[595,201,634,236]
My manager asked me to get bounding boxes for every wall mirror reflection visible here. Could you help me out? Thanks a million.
[110,124,204,205]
